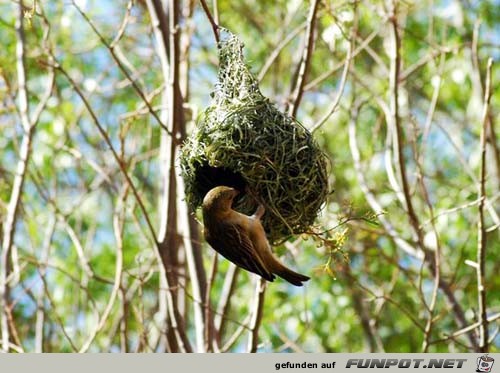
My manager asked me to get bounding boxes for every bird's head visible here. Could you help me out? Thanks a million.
[202,186,240,213]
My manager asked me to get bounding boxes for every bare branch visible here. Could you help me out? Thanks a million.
[416,54,446,352]
[431,312,500,345]
[304,28,380,91]
[55,65,159,244]
[247,277,266,353]
[221,314,251,352]
[34,216,55,352]
[78,186,126,352]
[214,264,239,337]
[204,254,219,352]
[310,7,355,134]
[348,101,422,259]
[177,174,205,352]
[199,0,219,43]
[476,57,493,352]
[258,22,307,82]
[387,3,479,350]
[287,0,320,117]
[388,2,422,245]
[72,0,170,134]
[1,1,55,351]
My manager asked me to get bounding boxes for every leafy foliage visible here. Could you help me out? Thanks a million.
[0,0,498,353]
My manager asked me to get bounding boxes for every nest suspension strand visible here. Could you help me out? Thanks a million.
[180,29,329,244]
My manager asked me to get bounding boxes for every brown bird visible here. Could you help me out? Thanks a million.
[202,185,310,286]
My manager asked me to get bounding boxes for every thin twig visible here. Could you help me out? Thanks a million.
[476,57,493,352]
[78,185,126,352]
[433,122,500,226]
[1,1,52,351]
[221,314,251,352]
[415,129,442,352]
[388,3,479,350]
[145,0,170,81]
[419,193,500,229]
[400,46,452,82]
[55,65,159,244]
[214,264,239,337]
[257,22,307,82]
[63,221,94,277]
[343,265,385,352]
[349,270,426,332]
[177,174,205,352]
[471,22,500,194]
[34,215,55,352]
[275,328,305,353]
[431,312,500,345]
[348,101,422,259]
[388,2,422,242]
[212,0,219,25]
[247,277,266,353]
[310,5,355,133]
[110,0,134,48]
[199,0,219,43]
[304,28,380,91]
[204,254,218,352]
[415,50,446,351]
[71,0,170,134]
[38,269,78,351]
[288,0,320,117]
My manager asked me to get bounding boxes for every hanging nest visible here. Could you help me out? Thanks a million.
[180,29,329,244]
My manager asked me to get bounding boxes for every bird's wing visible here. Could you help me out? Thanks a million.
[206,221,275,282]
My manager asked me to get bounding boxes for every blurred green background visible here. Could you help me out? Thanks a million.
[0,0,498,352]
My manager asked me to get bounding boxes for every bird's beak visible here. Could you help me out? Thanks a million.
[231,189,240,198]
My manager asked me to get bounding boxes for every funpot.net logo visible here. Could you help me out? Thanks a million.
[345,358,467,369]
[476,355,494,373]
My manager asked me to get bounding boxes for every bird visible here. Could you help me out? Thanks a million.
[202,185,310,286]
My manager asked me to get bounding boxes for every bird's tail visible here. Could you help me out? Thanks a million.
[274,265,310,287]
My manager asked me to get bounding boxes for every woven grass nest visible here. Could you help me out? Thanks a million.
[180,29,329,244]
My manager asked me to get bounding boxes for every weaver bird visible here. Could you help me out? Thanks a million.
[202,186,310,286]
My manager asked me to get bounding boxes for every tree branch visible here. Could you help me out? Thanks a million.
[476,57,493,352]
[310,3,356,133]
[1,1,54,351]
[387,4,479,350]
[199,0,219,43]
[72,0,170,134]
[247,277,266,352]
[214,264,239,339]
[287,0,320,117]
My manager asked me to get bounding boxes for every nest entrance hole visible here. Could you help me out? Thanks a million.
[194,163,247,201]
